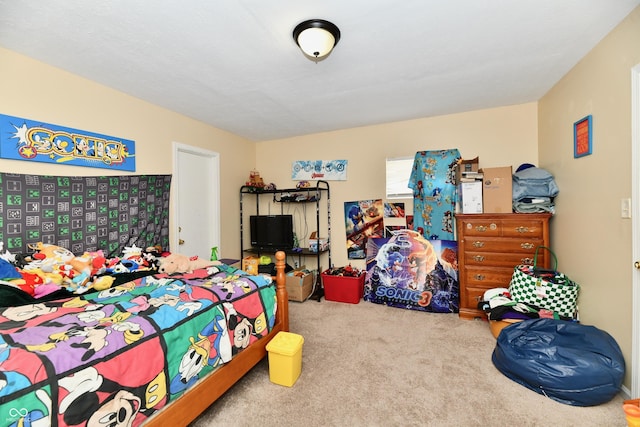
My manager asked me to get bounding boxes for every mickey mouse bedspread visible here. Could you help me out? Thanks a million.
[0,264,277,427]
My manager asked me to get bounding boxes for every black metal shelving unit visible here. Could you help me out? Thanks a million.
[240,180,331,299]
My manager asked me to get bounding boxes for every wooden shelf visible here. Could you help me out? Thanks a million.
[244,247,329,256]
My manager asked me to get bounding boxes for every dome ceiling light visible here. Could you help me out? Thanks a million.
[293,19,341,62]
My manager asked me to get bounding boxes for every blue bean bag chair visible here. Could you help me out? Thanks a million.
[492,318,625,406]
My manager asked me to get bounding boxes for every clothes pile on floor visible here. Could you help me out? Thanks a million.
[479,287,573,324]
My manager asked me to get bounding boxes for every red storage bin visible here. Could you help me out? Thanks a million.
[321,271,365,304]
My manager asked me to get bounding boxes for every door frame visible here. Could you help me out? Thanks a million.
[172,142,221,257]
[632,63,640,397]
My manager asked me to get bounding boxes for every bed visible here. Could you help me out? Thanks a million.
[0,248,289,427]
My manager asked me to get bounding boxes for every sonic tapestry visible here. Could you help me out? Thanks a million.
[363,229,459,313]
[408,149,460,240]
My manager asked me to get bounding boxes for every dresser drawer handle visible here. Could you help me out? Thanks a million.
[473,255,485,262]
[472,241,485,248]
[521,242,535,249]
[474,274,485,281]
[475,225,488,232]
[521,257,533,264]
[515,226,530,233]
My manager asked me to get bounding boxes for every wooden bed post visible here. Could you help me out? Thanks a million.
[275,250,289,332]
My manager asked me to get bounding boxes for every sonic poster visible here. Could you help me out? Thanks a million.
[363,230,459,313]
[344,199,384,259]
[0,113,136,171]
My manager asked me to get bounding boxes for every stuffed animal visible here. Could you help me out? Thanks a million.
[92,275,115,291]
[68,252,95,276]
[158,253,220,274]
[28,242,74,264]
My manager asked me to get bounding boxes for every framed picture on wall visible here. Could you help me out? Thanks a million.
[574,115,593,158]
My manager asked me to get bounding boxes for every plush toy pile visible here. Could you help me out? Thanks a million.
[323,264,363,277]
[0,242,219,299]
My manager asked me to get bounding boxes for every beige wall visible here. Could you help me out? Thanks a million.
[0,47,255,258]
[539,6,640,389]
[257,102,539,269]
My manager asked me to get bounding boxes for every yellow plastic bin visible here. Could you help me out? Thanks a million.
[266,331,304,387]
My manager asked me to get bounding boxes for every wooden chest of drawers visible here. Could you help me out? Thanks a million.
[455,213,552,319]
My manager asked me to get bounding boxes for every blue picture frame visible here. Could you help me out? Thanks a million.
[574,115,592,158]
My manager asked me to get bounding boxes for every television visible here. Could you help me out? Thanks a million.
[249,215,295,250]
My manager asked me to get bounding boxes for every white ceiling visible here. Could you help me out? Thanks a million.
[0,1,638,142]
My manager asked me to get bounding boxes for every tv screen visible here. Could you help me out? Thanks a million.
[250,215,294,250]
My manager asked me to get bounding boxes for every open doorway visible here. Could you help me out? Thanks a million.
[172,142,220,260]
[631,63,640,397]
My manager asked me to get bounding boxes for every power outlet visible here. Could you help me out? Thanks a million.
[621,198,631,218]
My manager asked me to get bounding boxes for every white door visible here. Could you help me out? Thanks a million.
[632,63,640,397]
[172,142,220,261]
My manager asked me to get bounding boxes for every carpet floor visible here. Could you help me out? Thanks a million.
[190,299,628,427]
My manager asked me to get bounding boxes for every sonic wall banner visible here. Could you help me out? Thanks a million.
[344,199,384,259]
[363,229,459,313]
[0,113,136,171]
[292,160,347,181]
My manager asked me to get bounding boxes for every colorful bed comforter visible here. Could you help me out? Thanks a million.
[0,264,277,427]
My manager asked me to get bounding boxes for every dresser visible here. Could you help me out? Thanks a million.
[455,213,552,319]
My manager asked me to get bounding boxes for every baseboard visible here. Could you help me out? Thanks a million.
[621,384,632,400]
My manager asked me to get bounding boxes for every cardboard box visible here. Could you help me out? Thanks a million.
[458,181,483,213]
[285,266,314,302]
[322,271,365,304]
[242,256,260,275]
[480,166,513,213]
[308,231,329,253]
[266,331,304,387]
[455,157,479,183]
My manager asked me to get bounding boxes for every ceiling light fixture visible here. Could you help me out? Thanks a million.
[293,19,341,62]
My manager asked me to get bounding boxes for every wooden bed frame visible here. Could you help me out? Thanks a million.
[144,251,289,426]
